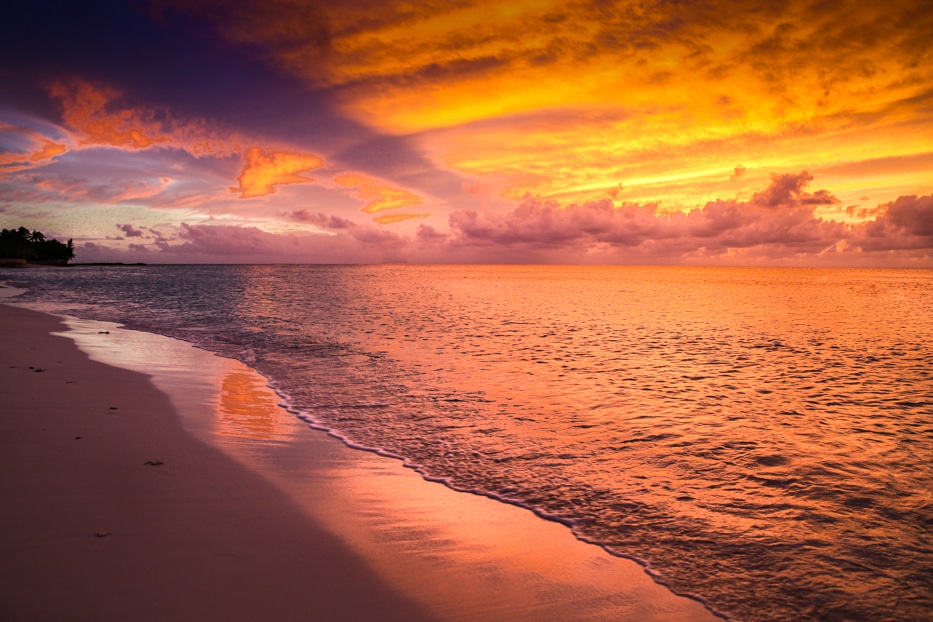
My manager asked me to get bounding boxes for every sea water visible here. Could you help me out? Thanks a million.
[5,265,932,621]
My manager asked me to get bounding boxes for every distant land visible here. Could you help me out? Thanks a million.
[0,228,75,265]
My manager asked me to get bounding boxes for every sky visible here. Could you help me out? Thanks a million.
[1,0,931,265]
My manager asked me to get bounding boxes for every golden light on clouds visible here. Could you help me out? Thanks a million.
[232,147,324,198]
[26,139,67,163]
[196,0,932,213]
[334,173,425,219]
[46,79,238,158]
[48,80,169,150]
[372,213,432,225]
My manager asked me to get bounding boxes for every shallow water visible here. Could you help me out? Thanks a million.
[6,265,933,621]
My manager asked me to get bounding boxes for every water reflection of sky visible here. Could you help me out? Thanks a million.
[219,371,282,440]
[52,313,717,622]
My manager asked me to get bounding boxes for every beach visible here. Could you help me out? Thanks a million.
[0,302,720,621]
[0,304,436,621]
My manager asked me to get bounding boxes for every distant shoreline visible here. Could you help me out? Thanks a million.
[0,261,148,267]
[69,262,148,266]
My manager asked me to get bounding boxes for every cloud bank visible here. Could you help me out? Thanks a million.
[74,173,933,266]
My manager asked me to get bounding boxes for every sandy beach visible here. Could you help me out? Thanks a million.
[0,304,434,621]
[0,302,720,621]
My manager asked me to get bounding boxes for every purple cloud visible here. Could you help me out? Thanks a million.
[446,172,849,258]
[856,195,933,250]
[116,223,145,238]
[66,174,933,267]
[283,210,358,230]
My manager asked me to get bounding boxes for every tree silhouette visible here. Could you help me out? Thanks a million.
[0,228,74,263]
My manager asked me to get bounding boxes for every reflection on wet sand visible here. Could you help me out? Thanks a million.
[300,436,716,622]
[203,357,717,620]
[218,371,282,441]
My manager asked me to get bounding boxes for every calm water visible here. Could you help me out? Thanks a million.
[5,265,932,621]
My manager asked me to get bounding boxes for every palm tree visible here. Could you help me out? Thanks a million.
[1,227,74,263]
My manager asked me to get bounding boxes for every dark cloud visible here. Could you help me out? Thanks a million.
[74,220,413,264]
[750,171,838,208]
[116,223,146,237]
[416,224,449,243]
[882,195,933,236]
[858,195,933,249]
[284,210,358,229]
[0,0,453,202]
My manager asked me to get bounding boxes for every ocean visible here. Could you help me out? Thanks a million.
[4,264,932,621]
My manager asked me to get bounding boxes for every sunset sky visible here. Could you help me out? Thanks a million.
[1,0,931,265]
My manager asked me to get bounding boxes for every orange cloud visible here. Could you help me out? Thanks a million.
[372,213,431,225]
[152,1,933,219]
[46,79,235,156]
[29,140,67,162]
[0,123,67,170]
[48,80,169,149]
[231,147,324,198]
[333,173,424,215]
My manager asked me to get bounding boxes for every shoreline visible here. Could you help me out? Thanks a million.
[1,303,721,621]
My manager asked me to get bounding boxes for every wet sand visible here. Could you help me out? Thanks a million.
[0,303,721,621]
